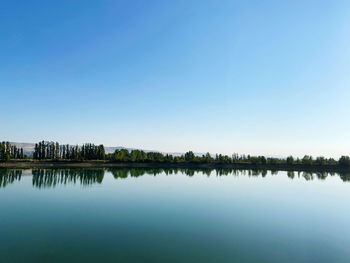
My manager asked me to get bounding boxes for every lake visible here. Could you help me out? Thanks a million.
[1,168,350,262]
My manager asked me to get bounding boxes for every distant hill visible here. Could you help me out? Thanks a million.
[10,142,204,157]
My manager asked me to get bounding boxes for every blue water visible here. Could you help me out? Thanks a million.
[0,168,349,262]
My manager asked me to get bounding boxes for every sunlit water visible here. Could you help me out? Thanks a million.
[1,168,350,263]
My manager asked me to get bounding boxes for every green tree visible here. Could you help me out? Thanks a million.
[339,156,350,167]
[302,155,313,165]
[286,156,294,165]
[315,156,326,166]
[184,151,195,162]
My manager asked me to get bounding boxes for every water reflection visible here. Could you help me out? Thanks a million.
[110,168,273,178]
[0,169,22,188]
[32,169,104,188]
[1,168,350,188]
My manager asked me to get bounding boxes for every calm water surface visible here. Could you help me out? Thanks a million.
[1,168,350,263]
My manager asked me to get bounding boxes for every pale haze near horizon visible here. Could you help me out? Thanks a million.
[1,1,350,158]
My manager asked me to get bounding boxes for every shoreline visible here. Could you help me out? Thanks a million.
[1,160,350,173]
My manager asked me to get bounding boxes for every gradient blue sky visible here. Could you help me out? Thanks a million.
[1,0,350,157]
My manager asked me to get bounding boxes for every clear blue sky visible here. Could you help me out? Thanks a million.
[1,0,350,157]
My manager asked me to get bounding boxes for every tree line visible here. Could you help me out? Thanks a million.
[33,141,105,160]
[108,149,350,167]
[0,142,24,161]
[1,140,350,168]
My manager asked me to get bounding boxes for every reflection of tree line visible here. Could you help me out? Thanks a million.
[109,168,213,178]
[108,168,263,178]
[1,168,350,188]
[0,169,22,188]
[31,169,104,188]
[286,171,350,181]
[108,168,350,182]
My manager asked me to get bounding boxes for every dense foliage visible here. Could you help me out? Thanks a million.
[0,142,25,161]
[1,140,350,168]
[108,150,349,167]
[33,141,105,160]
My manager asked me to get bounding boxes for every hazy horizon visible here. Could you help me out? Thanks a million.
[2,1,350,158]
